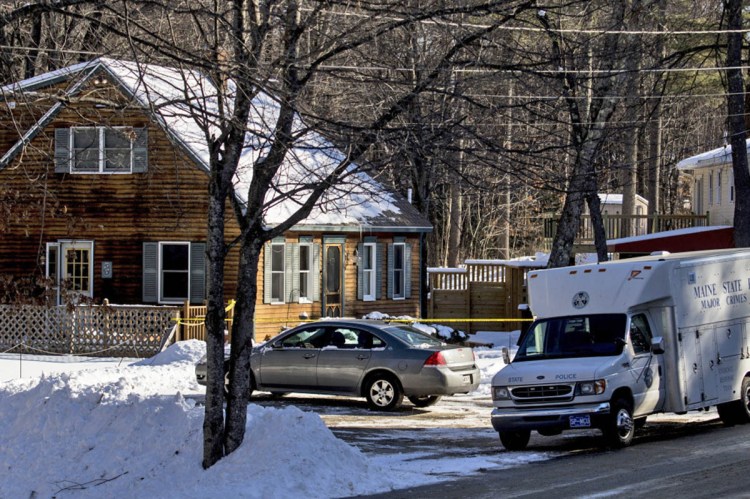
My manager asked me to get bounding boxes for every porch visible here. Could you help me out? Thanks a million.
[541,213,710,251]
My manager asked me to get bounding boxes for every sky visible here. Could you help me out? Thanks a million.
[0,333,544,499]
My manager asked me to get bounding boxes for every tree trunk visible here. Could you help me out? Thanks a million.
[725,0,750,247]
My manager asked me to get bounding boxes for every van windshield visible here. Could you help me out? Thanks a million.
[514,314,627,362]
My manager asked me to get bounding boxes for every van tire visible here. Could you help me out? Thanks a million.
[718,375,750,426]
[499,430,531,451]
[604,398,635,447]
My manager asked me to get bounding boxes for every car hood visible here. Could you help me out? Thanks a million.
[492,356,618,386]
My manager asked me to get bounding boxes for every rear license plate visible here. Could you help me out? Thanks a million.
[569,415,591,428]
[462,374,472,385]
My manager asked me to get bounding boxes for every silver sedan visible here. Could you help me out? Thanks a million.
[195,319,480,411]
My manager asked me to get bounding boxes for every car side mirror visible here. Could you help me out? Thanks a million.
[272,341,283,349]
[501,347,511,365]
[650,336,665,355]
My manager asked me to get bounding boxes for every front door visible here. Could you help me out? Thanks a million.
[47,241,94,304]
[324,243,344,317]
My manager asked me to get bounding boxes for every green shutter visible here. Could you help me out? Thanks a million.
[54,128,70,173]
[405,243,412,299]
[263,243,272,303]
[376,244,385,300]
[142,242,158,303]
[132,127,148,173]
[312,243,321,303]
[357,243,364,300]
[189,243,206,304]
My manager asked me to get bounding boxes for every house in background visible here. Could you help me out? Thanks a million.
[0,58,431,340]
[677,139,749,225]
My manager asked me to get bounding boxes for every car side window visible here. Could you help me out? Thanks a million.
[629,314,652,355]
[280,327,327,348]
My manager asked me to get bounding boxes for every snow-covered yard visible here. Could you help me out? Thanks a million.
[0,331,545,498]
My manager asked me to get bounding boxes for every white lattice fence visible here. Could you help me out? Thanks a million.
[0,305,179,358]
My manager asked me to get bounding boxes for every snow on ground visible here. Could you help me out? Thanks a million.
[0,337,522,498]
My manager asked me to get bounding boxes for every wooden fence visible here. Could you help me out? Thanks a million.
[427,260,542,334]
[174,300,235,343]
[0,304,179,358]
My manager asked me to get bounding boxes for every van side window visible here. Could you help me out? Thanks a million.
[629,314,652,355]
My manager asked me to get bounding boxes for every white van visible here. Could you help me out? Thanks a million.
[491,249,750,450]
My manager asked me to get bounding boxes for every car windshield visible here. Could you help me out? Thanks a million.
[384,326,445,348]
[514,314,627,362]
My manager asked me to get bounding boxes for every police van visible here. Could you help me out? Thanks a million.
[491,249,750,450]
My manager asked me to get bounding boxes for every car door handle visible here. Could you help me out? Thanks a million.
[356,355,370,361]
[304,353,316,359]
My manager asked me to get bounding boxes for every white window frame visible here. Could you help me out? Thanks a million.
[270,243,285,303]
[708,172,714,206]
[362,242,377,301]
[393,242,406,300]
[70,126,134,174]
[158,241,191,304]
[298,243,312,303]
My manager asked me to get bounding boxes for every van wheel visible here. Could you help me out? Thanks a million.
[718,375,750,425]
[604,398,635,447]
[499,430,531,451]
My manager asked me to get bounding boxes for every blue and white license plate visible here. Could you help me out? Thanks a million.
[569,415,591,428]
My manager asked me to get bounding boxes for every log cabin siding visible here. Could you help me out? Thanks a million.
[0,79,241,304]
[2,72,429,344]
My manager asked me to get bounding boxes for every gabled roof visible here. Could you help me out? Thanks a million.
[1,58,431,233]
[677,139,750,171]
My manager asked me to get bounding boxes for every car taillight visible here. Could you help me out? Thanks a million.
[424,351,447,366]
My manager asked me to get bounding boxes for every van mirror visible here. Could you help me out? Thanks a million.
[650,336,665,355]
[501,347,511,365]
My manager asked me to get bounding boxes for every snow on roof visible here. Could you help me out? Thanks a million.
[597,193,648,206]
[3,58,430,231]
[676,139,750,171]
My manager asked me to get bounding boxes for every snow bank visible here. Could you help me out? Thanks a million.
[0,341,396,498]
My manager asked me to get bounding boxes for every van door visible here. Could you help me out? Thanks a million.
[680,326,719,407]
[628,313,664,415]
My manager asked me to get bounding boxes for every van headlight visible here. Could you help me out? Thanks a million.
[576,379,606,395]
[492,386,511,400]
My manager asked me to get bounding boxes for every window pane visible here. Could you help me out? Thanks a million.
[271,273,284,301]
[363,245,373,270]
[104,129,131,172]
[162,244,189,271]
[73,129,99,172]
[394,245,404,270]
[272,245,284,272]
[326,247,341,293]
[364,272,372,296]
[394,270,403,296]
[300,273,309,299]
[300,245,310,271]
[163,272,189,300]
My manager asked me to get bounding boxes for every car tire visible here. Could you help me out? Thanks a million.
[499,430,531,451]
[365,374,404,411]
[718,375,750,426]
[604,397,635,448]
[407,395,442,407]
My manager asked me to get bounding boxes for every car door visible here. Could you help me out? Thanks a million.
[316,327,375,393]
[257,326,328,390]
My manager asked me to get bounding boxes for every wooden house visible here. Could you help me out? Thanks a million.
[0,58,432,340]
[677,139,749,225]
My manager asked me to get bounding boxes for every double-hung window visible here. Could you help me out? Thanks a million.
[142,241,206,305]
[392,243,406,299]
[270,243,285,303]
[298,243,312,302]
[55,126,148,174]
[362,243,377,301]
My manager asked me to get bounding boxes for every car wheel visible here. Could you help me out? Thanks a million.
[499,430,531,451]
[718,375,750,426]
[407,395,442,407]
[365,374,404,411]
[604,397,635,447]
